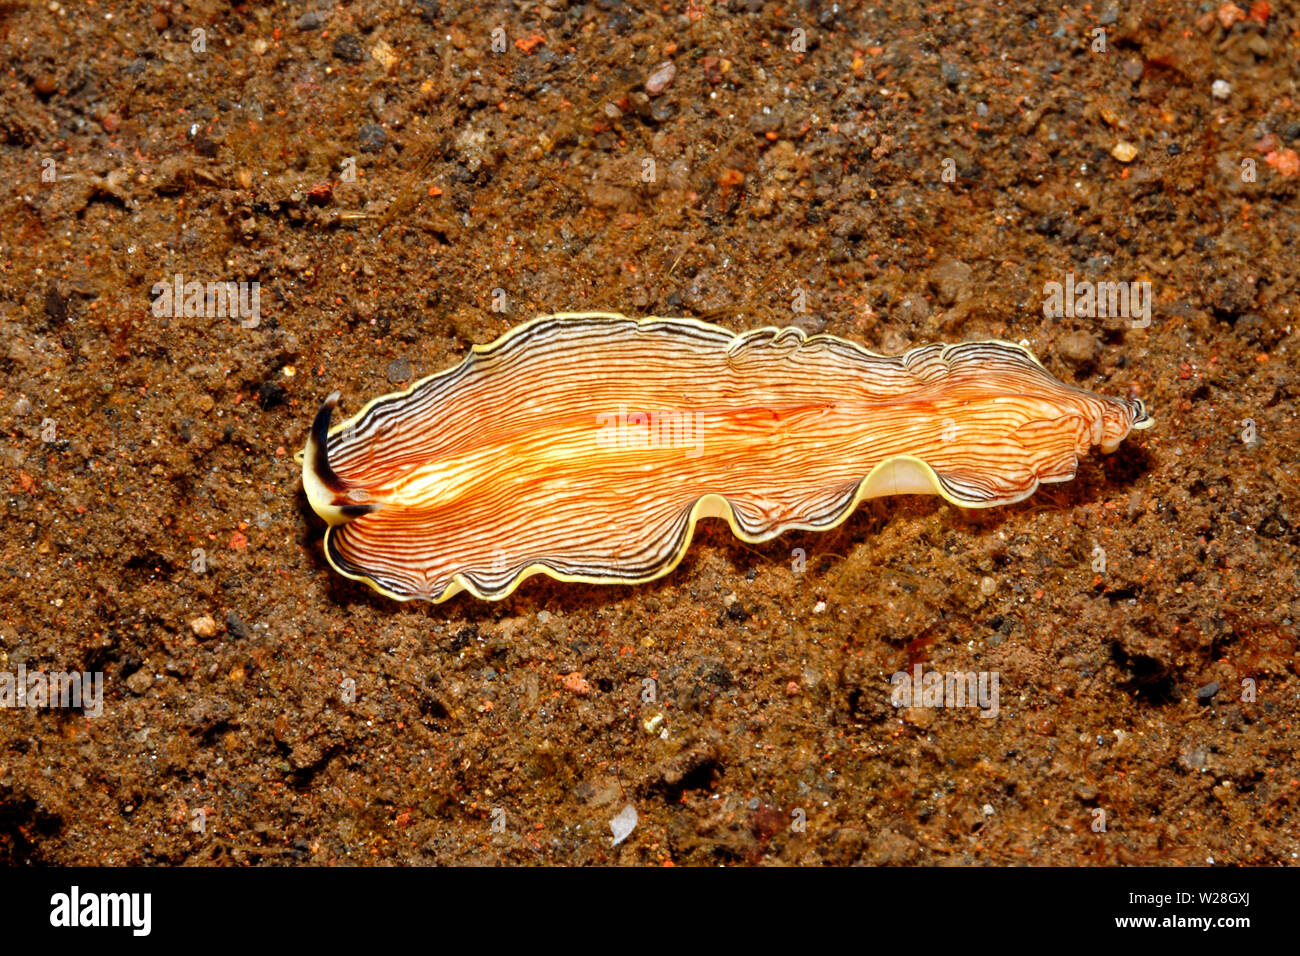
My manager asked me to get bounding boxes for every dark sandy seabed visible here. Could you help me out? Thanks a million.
[0,0,1296,866]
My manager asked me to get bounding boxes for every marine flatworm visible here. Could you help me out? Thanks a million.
[302,313,1151,602]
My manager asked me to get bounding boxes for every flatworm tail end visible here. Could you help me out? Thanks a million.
[303,392,381,527]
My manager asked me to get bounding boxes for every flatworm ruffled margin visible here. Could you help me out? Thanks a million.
[300,312,1152,603]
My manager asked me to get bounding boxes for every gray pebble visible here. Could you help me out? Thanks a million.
[1058,330,1100,368]
[125,668,153,695]
[333,33,365,63]
[225,610,251,641]
[387,359,412,384]
[358,123,387,154]
[927,259,973,307]
[295,10,326,31]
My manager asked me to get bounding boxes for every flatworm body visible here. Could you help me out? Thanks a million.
[302,313,1151,602]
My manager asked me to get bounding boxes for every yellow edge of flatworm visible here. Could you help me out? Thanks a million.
[300,312,1154,604]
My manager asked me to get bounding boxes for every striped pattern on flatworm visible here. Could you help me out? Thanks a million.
[301,313,1151,603]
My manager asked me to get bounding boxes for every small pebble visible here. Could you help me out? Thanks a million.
[387,358,412,383]
[561,672,590,696]
[649,99,676,123]
[928,258,973,307]
[609,804,638,846]
[226,610,251,640]
[126,669,153,695]
[189,615,219,639]
[904,707,934,729]
[370,39,399,72]
[644,61,677,96]
[1058,330,1101,368]
[1196,681,1220,703]
[358,123,387,154]
[295,10,326,31]
[306,181,333,206]
[1211,79,1231,100]
[1111,141,1139,163]
[333,33,365,63]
